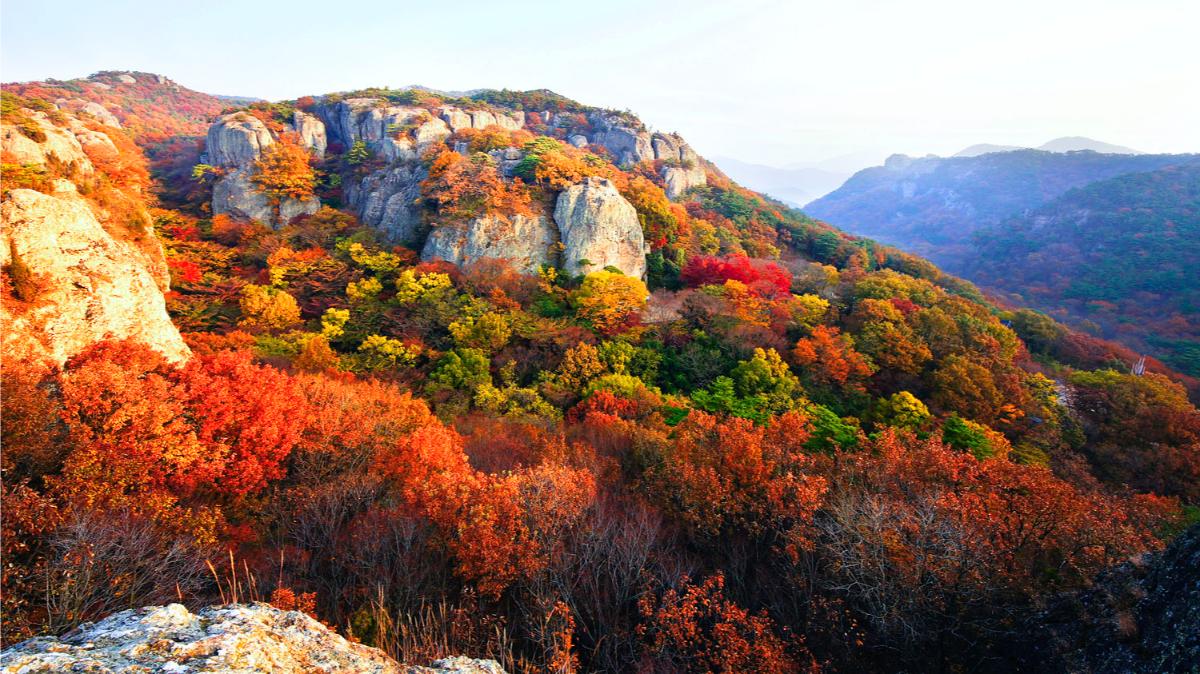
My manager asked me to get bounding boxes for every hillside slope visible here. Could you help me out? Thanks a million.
[971,164,1200,376]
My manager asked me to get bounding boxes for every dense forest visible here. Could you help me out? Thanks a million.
[3,73,1199,673]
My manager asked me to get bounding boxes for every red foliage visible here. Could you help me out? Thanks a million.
[680,254,792,298]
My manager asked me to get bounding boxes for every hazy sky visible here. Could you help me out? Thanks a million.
[3,0,1198,166]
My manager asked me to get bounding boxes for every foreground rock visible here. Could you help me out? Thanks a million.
[1,603,507,674]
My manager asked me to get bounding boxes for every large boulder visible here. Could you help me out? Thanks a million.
[0,602,508,674]
[206,112,274,167]
[439,106,524,133]
[1,187,189,367]
[211,166,273,223]
[317,99,450,161]
[422,212,559,274]
[589,121,652,166]
[553,177,646,278]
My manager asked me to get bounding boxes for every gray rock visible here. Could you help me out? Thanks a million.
[1,111,95,175]
[422,212,559,274]
[347,162,428,244]
[80,101,121,128]
[0,603,508,674]
[317,99,449,161]
[211,168,317,228]
[553,177,646,278]
[206,112,274,167]
[291,110,327,158]
[212,167,273,223]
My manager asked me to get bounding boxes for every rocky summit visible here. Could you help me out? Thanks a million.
[202,95,701,278]
[0,603,507,674]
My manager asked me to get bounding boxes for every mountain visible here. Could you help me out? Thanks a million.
[2,70,235,140]
[3,72,1199,674]
[713,155,849,206]
[1039,136,1141,154]
[804,149,1200,264]
[954,143,1023,157]
[969,164,1200,376]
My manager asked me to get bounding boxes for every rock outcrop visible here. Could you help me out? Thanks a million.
[1,187,189,367]
[206,112,275,167]
[554,177,646,278]
[199,93,712,271]
[1,111,96,175]
[317,98,450,162]
[205,112,320,228]
[0,603,508,674]
[290,110,327,157]
[422,213,559,274]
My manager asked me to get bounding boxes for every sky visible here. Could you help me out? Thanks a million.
[3,0,1199,167]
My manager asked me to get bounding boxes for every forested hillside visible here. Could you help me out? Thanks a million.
[3,74,1198,673]
[972,165,1200,377]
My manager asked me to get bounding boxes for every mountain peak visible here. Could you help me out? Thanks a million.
[1037,136,1141,154]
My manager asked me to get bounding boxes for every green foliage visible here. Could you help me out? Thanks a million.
[941,415,995,460]
[429,348,492,392]
[804,404,860,453]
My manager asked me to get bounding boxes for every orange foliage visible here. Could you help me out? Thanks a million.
[791,326,876,391]
[421,148,533,221]
[638,573,816,673]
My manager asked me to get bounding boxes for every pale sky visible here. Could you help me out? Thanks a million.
[3,0,1198,166]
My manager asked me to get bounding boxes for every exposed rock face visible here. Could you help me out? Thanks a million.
[211,166,274,224]
[317,98,450,162]
[579,115,706,198]
[1,112,95,175]
[0,603,508,674]
[422,213,559,274]
[439,106,524,132]
[589,117,652,166]
[206,112,320,228]
[346,163,428,244]
[554,177,646,278]
[1,188,189,367]
[205,112,274,167]
[290,110,327,157]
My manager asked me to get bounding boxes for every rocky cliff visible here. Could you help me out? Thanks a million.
[203,94,704,278]
[1,105,189,367]
[205,112,321,227]
[0,603,507,674]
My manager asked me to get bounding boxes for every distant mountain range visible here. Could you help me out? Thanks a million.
[956,136,1142,157]
[720,138,1142,207]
